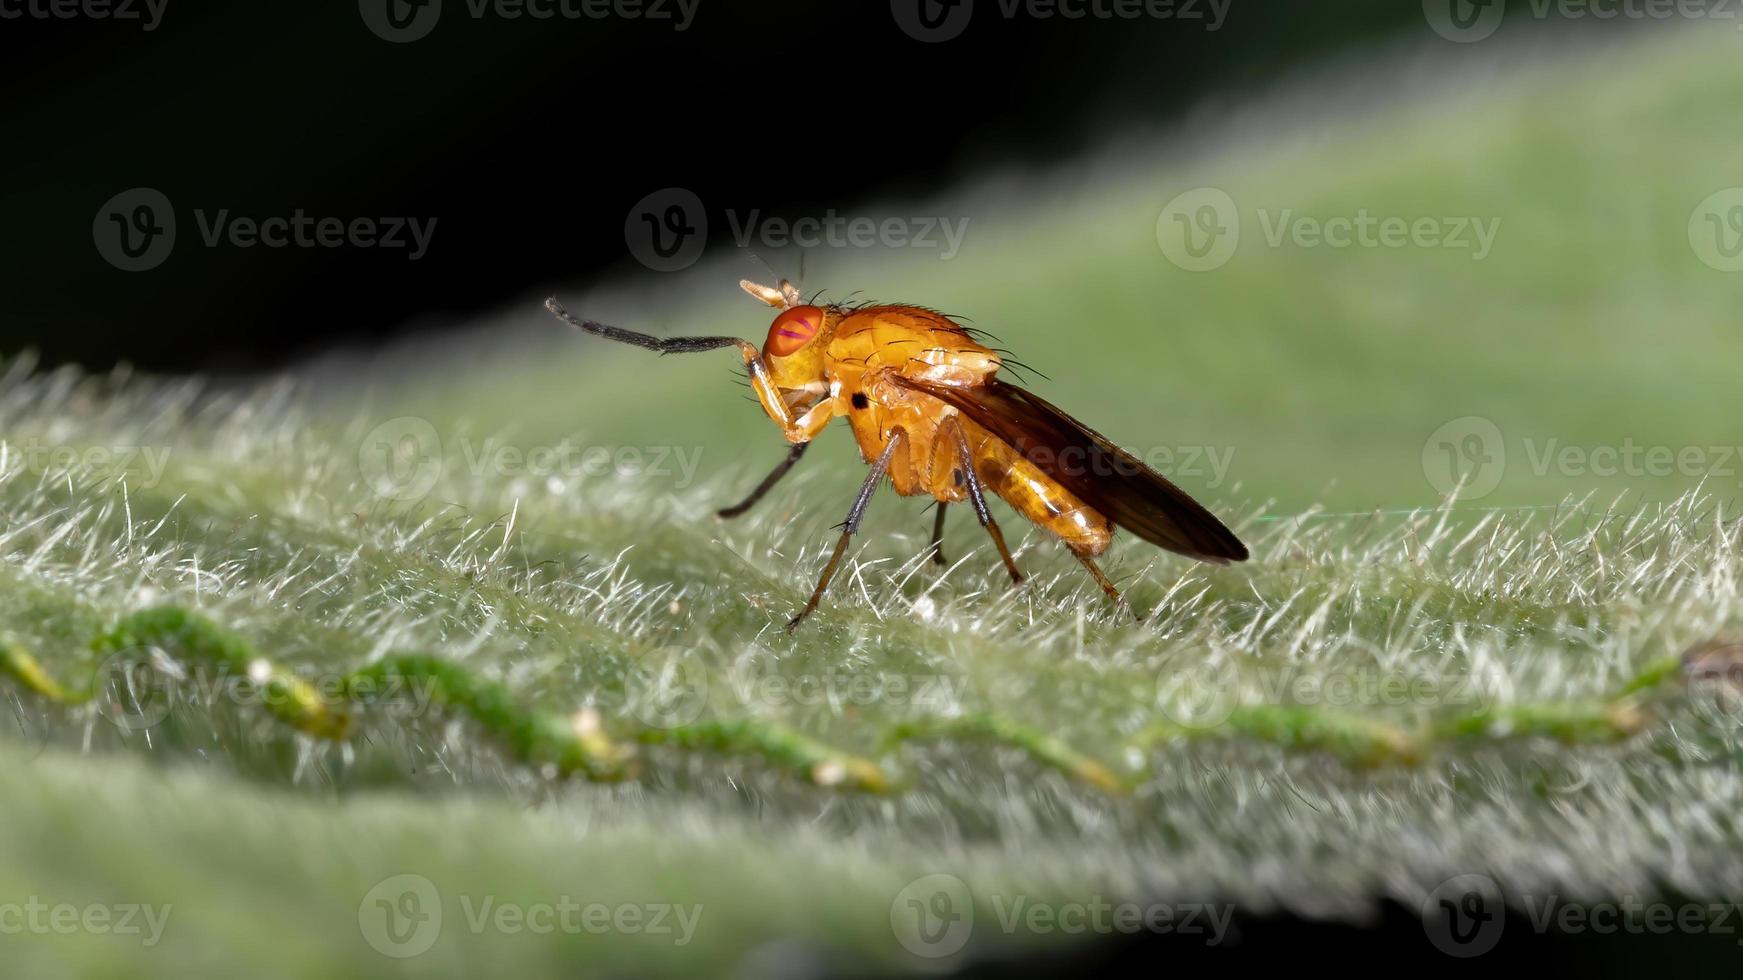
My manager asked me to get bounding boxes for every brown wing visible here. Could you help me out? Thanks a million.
[895,376,1248,563]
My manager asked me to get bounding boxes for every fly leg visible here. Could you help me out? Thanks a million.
[718,442,809,519]
[786,433,904,631]
[545,299,750,355]
[951,427,1024,587]
[547,298,834,445]
[1069,547,1139,620]
[928,502,949,567]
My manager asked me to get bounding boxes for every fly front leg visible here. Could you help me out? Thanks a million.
[951,426,1025,587]
[928,502,949,567]
[546,296,831,442]
[546,299,754,355]
[786,432,904,631]
[718,441,810,519]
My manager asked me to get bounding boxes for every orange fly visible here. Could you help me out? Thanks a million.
[545,280,1247,629]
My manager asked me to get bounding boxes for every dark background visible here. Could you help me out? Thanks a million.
[0,0,1427,373]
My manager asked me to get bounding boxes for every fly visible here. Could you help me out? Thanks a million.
[545,279,1247,630]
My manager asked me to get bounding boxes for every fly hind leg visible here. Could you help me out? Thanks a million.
[1069,547,1140,621]
[950,426,1024,587]
[786,432,904,631]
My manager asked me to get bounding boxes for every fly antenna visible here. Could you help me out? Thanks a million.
[743,249,782,282]
[740,248,803,307]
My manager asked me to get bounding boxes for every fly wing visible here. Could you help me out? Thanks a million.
[894,376,1248,563]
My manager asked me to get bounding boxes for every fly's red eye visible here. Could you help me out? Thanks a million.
[765,305,823,357]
